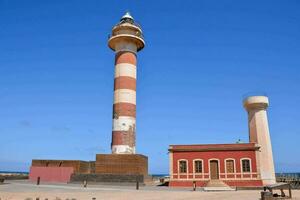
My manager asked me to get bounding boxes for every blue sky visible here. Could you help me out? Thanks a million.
[0,0,299,174]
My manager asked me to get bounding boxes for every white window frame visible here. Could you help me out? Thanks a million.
[193,159,204,174]
[178,159,188,174]
[240,158,252,174]
[224,158,236,174]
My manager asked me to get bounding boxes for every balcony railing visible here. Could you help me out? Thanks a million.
[108,31,144,40]
[118,18,143,30]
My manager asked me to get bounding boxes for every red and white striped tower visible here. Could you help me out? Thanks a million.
[108,12,145,154]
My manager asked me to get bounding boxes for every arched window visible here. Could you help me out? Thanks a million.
[241,159,251,173]
[225,159,235,173]
[179,160,187,173]
[194,160,203,173]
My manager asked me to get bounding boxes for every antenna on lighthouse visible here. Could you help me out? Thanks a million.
[121,11,134,21]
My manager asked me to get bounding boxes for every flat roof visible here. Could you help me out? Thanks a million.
[169,143,260,152]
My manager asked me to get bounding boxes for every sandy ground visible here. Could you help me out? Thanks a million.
[1,180,299,200]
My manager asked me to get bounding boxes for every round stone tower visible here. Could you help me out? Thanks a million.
[108,12,145,154]
[243,96,276,185]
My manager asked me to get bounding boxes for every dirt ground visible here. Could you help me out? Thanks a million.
[1,180,299,200]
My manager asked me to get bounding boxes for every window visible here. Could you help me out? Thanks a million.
[179,160,187,173]
[226,160,235,173]
[242,159,251,172]
[194,160,203,173]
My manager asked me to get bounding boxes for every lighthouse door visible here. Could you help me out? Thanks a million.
[210,160,219,179]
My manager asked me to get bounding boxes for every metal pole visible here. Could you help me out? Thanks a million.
[136,181,139,190]
[193,181,196,191]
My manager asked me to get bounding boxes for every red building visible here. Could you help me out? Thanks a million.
[169,96,276,187]
[169,143,262,187]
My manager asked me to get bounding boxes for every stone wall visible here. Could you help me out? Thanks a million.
[70,173,144,183]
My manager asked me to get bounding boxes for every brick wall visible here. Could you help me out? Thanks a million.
[95,154,148,176]
[29,166,74,183]
[31,160,92,174]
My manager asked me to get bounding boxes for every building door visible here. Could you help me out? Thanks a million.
[210,160,219,179]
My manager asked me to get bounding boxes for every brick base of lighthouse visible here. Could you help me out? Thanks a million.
[71,154,148,184]
[95,154,148,176]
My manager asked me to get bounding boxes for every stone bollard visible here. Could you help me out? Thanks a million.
[261,191,273,200]
[37,177,40,185]
[193,181,196,191]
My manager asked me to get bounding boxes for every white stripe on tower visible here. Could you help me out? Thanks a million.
[115,63,137,79]
[113,116,136,131]
[114,89,136,104]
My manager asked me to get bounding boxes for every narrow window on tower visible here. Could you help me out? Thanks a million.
[194,160,203,173]
[241,159,251,173]
[179,160,187,173]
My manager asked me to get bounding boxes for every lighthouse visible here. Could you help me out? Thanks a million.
[108,12,145,154]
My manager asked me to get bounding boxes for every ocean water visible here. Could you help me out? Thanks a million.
[0,171,29,174]
[276,173,300,178]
